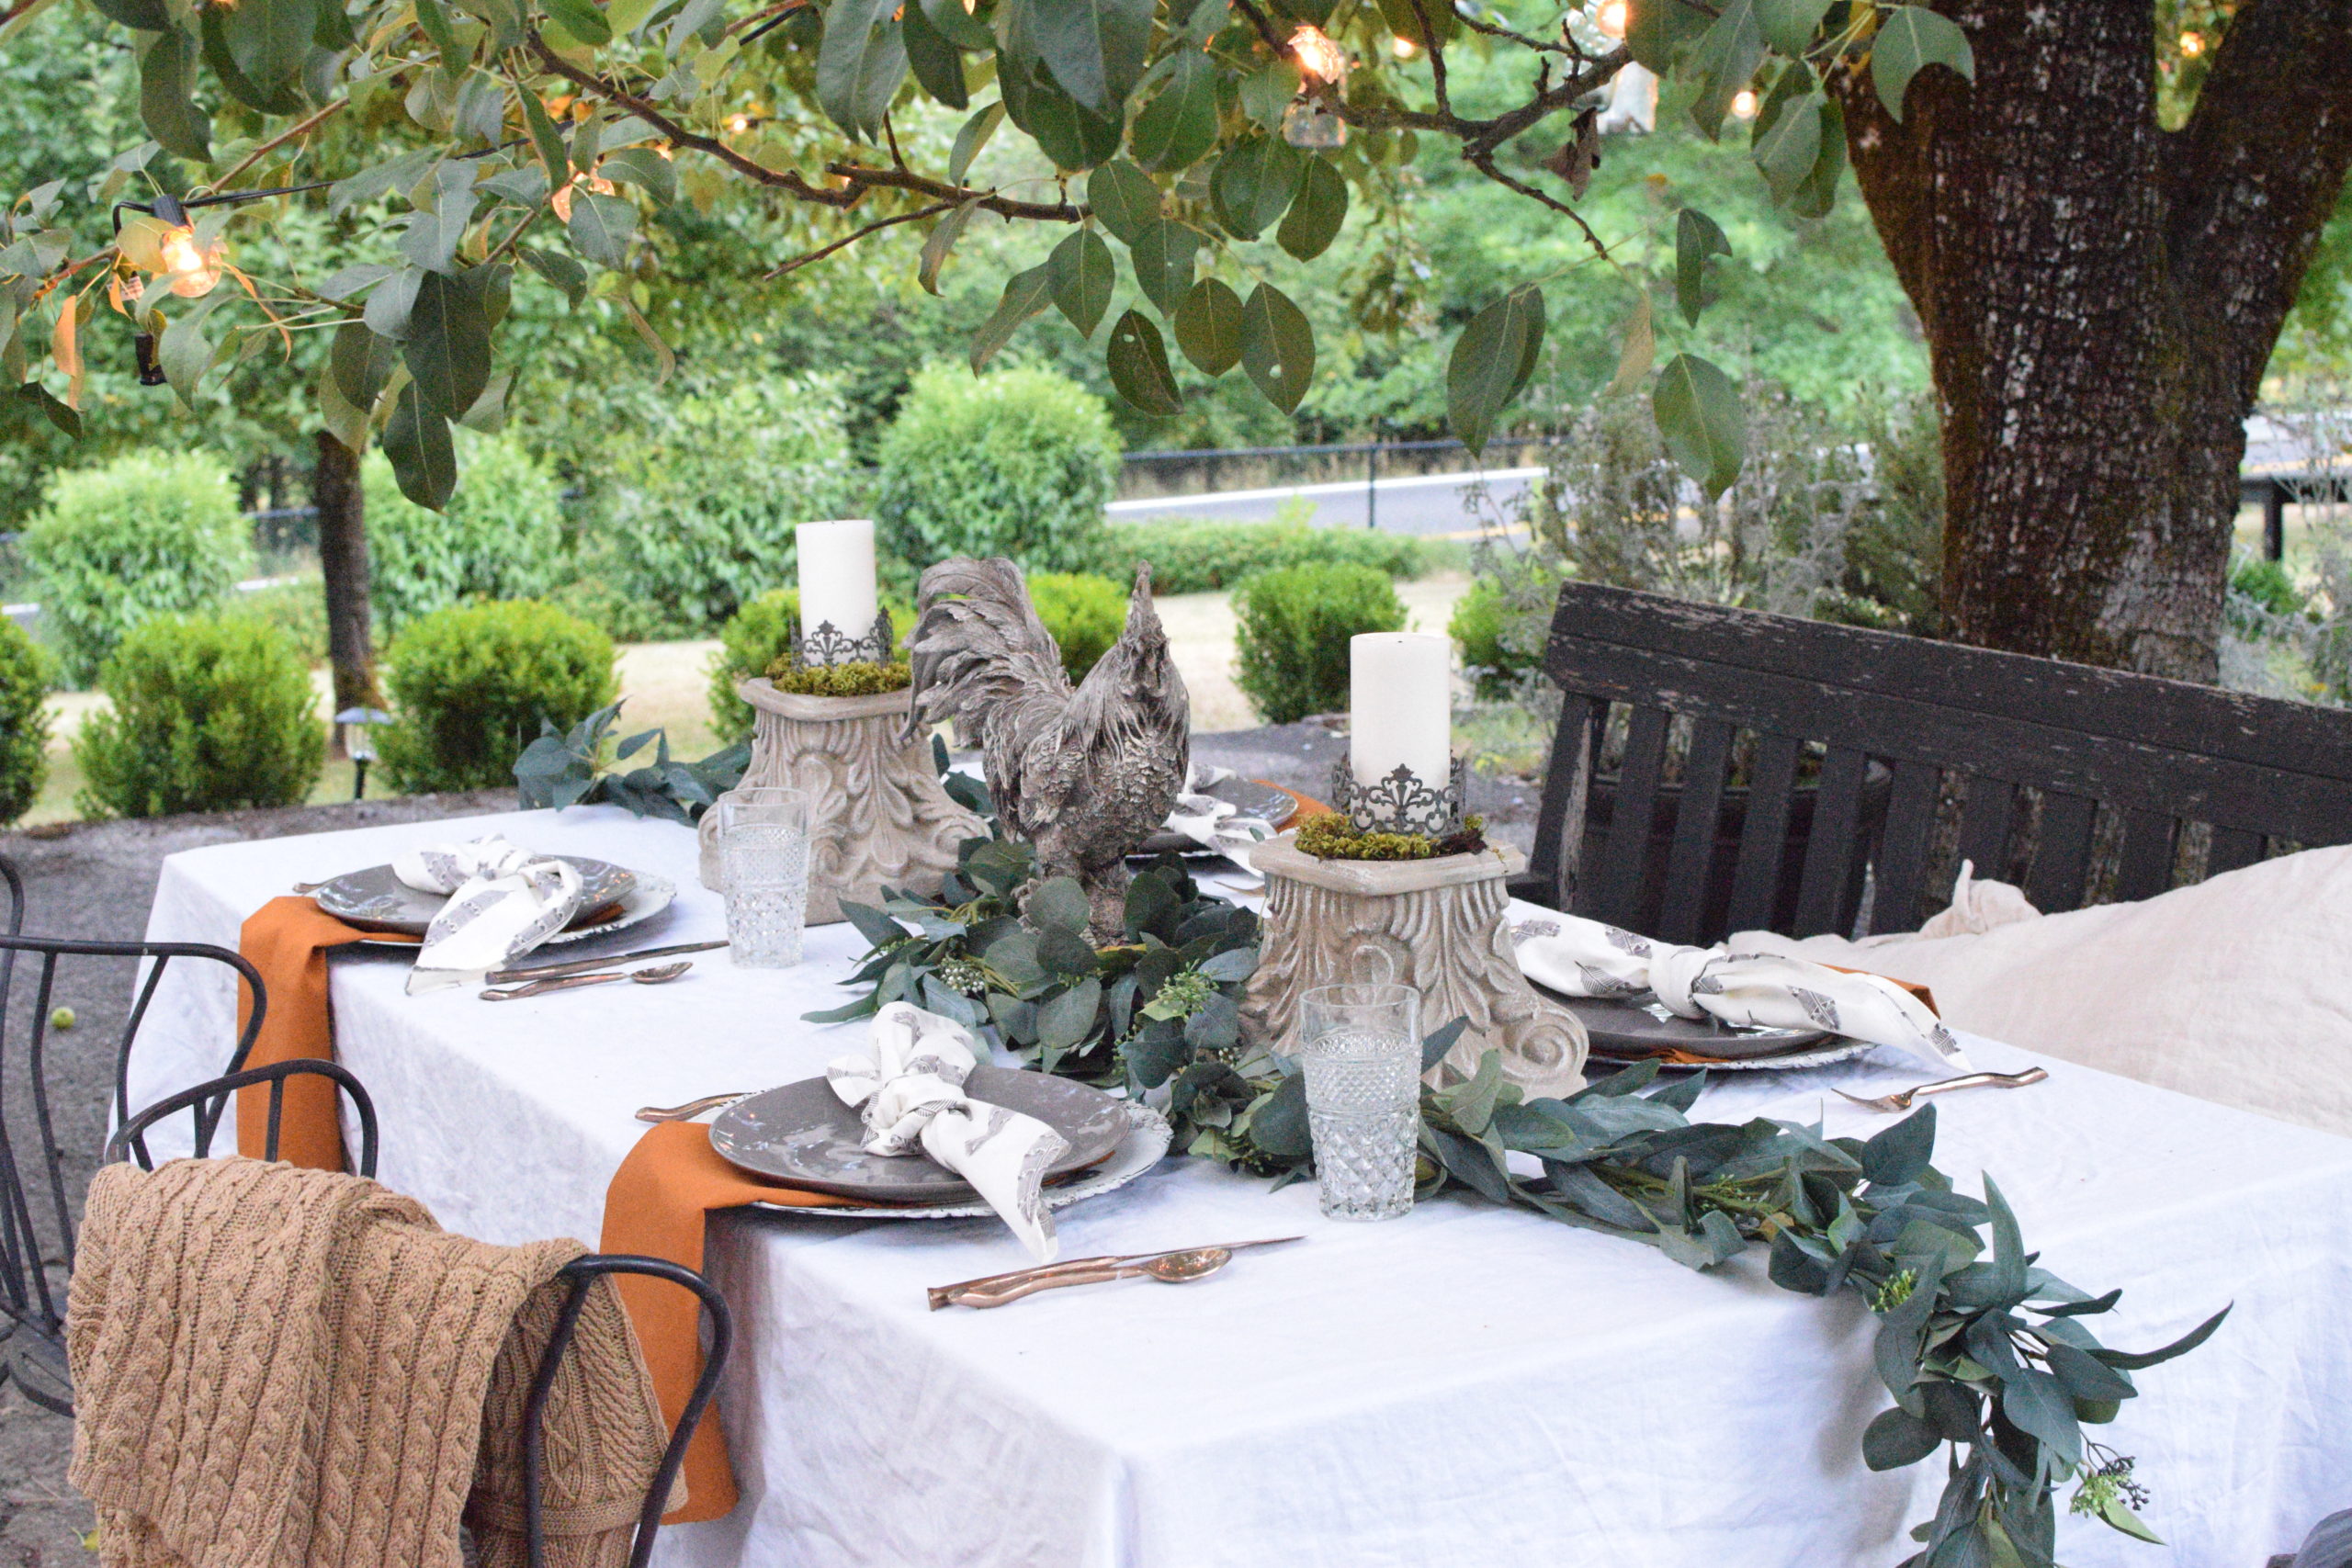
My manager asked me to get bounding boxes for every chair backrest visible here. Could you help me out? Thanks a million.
[1521,581,2352,943]
[107,1059,379,1175]
[522,1255,731,1568]
[0,929,266,1412]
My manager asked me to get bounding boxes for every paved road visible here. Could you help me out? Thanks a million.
[1110,465,1543,538]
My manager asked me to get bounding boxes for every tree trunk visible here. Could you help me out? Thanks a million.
[312,428,378,747]
[1833,0,2352,681]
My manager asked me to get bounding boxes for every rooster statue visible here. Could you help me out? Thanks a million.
[905,558,1190,940]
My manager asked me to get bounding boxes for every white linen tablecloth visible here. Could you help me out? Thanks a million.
[133,806,2352,1568]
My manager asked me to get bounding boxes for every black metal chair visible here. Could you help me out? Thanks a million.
[1518,581,2352,943]
[0,928,267,1413]
[85,1067,728,1568]
[521,1256,731,1568]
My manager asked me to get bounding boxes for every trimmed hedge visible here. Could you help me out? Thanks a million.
[365,437,566,631]
[379,601,616,794]
[74,615,323,819]
[21,451,252,686]
[876,364,1117,572]
[704,588,916,742]
[1448,578,1540,698]
[1233,562,1407,725]
[0,615,50,825]
[1090,519,1427,595]
[1028,573,1127,682]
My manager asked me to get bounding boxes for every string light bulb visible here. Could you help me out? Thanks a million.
[2178,28,2205,55]
[1730,87,1758,119]
[157,226,225,298]
[1597,0,1627,39]
[1391,34,1418,59]
[1289,23,1346,85]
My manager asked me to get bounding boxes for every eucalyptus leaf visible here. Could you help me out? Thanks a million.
[1652,351,1747,501]
[1239,282,1313,413]
[1675,207,1731,326]
[1128,219,1199,316]
[817,0,909,141]
[1446,284,1544,455]
[1029,875,1092,933]
[1130,51,1218,172]
[969,261,1053,370]
[1174,276,1244,375]
[949,100,1006,185]
[1872,5,1976,121]
[1048,227,1115,337]
[1036,976,1103,1050]
[1106,309,1182,415]
[383,379,457,509]
[1862,1405,1942,1471]
[1276,155,1348,262]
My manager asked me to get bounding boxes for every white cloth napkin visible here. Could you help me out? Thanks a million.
[827,1002,1069,1261]
[1163,764,1280,872]
[396,836,584,993]
[1510,912,1970,1073]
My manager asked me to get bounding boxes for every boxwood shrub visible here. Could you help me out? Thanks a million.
[21,451,252,686]
[379,601,616,793]
[0,615,51,825]
[703,588,916,742]
[876,364,1117,572]
[1090,518,1426,595]
[1234,562,1407,725]
[1028,572,1128,682]
[365,435,566,631]
[74,615,323,819]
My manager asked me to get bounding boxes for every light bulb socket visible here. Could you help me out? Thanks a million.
[133,333,167,387]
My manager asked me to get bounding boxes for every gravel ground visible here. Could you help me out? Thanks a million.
[0,728,1541,1560]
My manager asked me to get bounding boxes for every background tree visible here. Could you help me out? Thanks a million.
[1821,0,2352,679]
[0,0,2344,690]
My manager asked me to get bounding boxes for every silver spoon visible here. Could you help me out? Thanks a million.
[482,961,694,1001]
[937,1247,1239,1310]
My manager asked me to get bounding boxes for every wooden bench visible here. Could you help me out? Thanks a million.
[1514,582,2352,945]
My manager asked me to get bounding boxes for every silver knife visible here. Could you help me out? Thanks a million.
[486,939,728,985]
[927,1237,1304,1310]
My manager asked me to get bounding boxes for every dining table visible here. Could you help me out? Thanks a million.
[129,803,2352,1568]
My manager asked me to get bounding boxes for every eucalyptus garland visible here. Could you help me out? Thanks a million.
[811,843,2226,1566]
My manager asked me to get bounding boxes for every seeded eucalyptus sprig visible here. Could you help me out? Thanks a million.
[820,847,2225,1564]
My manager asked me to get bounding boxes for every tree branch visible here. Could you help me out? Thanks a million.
[526,35,1082,222]
[205,99,347,192]
[766,201,954,278]
[2165,0,2352,400]
[1465,150,1611,260]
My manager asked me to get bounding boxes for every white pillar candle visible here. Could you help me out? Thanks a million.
[1349,632,1452,788]
[796,519,879,661]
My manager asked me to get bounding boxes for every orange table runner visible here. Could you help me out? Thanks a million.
[233,897,416,1169]
[600,1122,866,1523]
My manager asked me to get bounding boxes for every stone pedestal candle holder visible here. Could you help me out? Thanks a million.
[698,678,983,926]
[1241,832,1588,1098]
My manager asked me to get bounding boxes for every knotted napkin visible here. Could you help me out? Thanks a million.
[1511,912,1970,1072]
[826,1002,1069,1261]
[396,835,584,993]
[1162,764,1283,869]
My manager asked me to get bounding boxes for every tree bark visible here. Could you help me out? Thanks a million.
[312,428,378,745]
[1833,0,2352,681]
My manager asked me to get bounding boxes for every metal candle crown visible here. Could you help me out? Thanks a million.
[1328,756,1469,839]
[794,610,897,669]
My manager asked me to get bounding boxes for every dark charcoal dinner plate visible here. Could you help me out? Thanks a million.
[1136,777,1300,856]
[708,1066,1129,1202]
[1538,988,1830,1062]
[311,857,637,936]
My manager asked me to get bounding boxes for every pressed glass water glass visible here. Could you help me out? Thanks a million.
[1299,982,1422,1221]
[719,788,809,968]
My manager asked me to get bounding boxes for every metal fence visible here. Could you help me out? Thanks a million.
[1114,435,1564,526]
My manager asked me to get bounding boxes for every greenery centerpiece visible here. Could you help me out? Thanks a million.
[762,657,913,698]
[817,833,2224,1566]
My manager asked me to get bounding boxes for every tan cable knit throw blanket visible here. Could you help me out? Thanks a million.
[67,1157,676,1568]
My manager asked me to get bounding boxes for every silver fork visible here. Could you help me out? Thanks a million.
[1833,1067,2049,1114]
